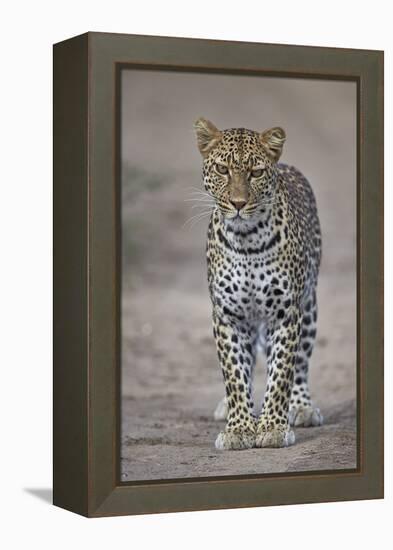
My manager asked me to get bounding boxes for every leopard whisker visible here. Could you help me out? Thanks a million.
[184,198,214,204]
[182,208,214,229]
[187,189,214,199]
[191,203,215,210]
[187,186,213,194]
[259,197,277,206]
[187,212,213,230]
[187,193,214,201]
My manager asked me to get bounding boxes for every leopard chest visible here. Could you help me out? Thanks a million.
[209,235,293,325]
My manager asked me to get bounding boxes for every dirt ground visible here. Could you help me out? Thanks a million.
[120,73,357,482]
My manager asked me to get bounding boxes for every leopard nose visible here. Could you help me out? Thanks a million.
[230,199,247,211]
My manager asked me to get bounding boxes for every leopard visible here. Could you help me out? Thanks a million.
[193,117,324,451]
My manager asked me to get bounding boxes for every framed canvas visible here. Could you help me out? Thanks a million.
[53,32,384,517]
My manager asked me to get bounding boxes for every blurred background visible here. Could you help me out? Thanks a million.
[120,69,357,481]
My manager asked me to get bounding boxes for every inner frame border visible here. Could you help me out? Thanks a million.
[114,62,361,488]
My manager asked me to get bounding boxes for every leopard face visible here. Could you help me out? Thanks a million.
[194,118,286,222]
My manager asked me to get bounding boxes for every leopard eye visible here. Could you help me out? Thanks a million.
[251,168,264,178]
[215,163,229,175]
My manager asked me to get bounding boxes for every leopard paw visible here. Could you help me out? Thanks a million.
[288,405,323,427]
[255,426,295,448]
[213,397,228,421]
[215,427,255,450]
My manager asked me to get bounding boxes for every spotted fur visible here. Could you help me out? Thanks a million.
[194,118,323,450]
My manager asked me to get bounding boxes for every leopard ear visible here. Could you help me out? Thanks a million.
[260,127,286,161]
[194,117,222,157]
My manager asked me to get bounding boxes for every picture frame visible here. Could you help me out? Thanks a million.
[53,32,384,517]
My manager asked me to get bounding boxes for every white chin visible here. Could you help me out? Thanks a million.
[225,213,250,223]
[225,213,240,221]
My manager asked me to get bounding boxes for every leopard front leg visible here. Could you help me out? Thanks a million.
[213,314,257,451]
[256,307,301,448]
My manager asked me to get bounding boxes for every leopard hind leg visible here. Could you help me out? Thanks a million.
[288,291,323,427]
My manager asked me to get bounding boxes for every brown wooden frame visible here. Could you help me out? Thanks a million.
[53,32,384,517]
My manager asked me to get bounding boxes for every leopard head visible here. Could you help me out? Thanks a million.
[194,117,285,222]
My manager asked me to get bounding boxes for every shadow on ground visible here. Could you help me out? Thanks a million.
[24,489,52,504]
